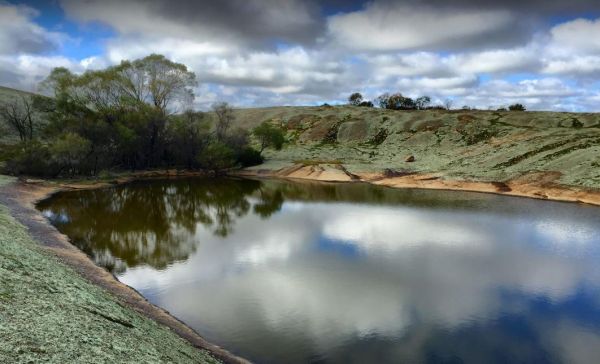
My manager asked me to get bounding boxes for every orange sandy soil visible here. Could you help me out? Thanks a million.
[235,164,600,207]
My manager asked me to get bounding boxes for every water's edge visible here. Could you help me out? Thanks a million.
[235,164,600,206]
[0,179,250,364]
[3,168,599,364]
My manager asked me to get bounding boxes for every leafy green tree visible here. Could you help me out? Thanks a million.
[237,147,263,167]
[168,110,210,168]
[212,102,235,141]
[253,121,285,153]
[197,141,235,173]
[375,93,391,109]
[508,103,526,111]
[1,54,261,177]
[50,132,92,176]
[348,92,363,106]
[114,54,197,114]
[376,93,417,110]
[415,96,431,110]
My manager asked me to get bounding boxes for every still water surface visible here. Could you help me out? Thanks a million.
[38,177,600,363]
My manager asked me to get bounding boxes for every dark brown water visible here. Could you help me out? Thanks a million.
[38,177,600,363]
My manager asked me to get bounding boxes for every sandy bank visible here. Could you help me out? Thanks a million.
[235,164,600,206]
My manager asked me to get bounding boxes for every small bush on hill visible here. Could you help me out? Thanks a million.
[348,92,363,106]
[370,128,389,145]
[253,121,285,153]
[237,147,264,167]
[508,103,526,111]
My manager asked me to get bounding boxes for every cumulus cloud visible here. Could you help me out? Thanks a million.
[3,1,600,110]
[326,2,527,51]
[0,54,107,92]
[0,3,65,55]
[550,18,600,53]
[450,47,542,74]
[60,0,323,48]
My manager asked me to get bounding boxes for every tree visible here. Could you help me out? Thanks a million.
[253,121,285,153]
[1,54,260,177]
[50,132,92,176]
[114,54,197,114]
[348,92,363,106]
[377,93,416,110]
[168,110,210,168]
[359,101,374,107]
[415,96,431,110]
[508,103,526,111]
[0,96,36,142]
[444,98,454,110]
[212,102,235,141]
[375,93,391,109]
[197,141,235,173]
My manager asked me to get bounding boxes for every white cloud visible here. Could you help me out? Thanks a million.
[450,47,541,74]
[550,18,600,54]
[0,3,66,55]
[543,55,600,75]
[327,3,519,51]
[0,55,101,92]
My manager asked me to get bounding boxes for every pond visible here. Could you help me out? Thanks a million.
[37,177,600,363]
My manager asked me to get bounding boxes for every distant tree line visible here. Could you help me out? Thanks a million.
[348,92,527,112]
[0,54,285,177]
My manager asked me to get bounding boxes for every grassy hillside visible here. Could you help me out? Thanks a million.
[233,105,600,188]
[0,86,39,100]
[1,85,598,188]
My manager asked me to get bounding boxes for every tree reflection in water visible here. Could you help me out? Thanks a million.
[38,178,281,272]
[38,177,516,273]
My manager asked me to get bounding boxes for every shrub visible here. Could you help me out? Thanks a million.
[508,103,526,111]
[348,92,363,106]
[322,122,341,143]
[458,124,499,145]
[197,141,235,173]
[1,141,57,177]
[253,121,285,153]
[237,147,264,167]
[370,128,389,145]
[415,96,431,110]
[50,132,92,176]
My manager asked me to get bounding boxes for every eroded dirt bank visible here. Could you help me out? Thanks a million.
[236,163,600,206]
[0,176,249,364]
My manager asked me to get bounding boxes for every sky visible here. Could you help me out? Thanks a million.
[2,0,600,111]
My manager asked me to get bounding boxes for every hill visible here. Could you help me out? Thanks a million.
[1,85,599,189]
[232,105,600,189]
[0,85,40,100]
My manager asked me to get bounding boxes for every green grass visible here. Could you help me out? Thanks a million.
[0,177,220,363]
